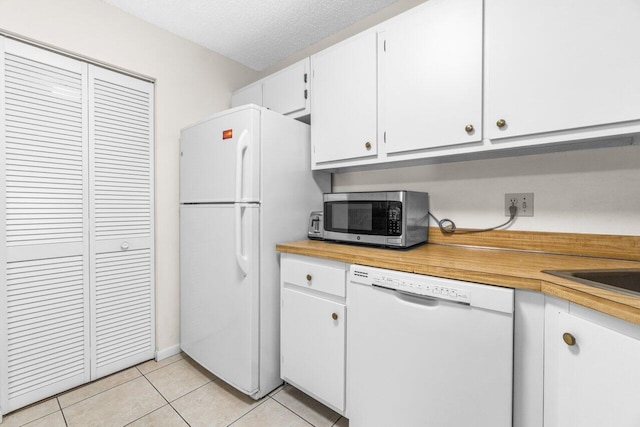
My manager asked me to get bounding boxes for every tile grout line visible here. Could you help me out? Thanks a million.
[59,372,143,412]
[267,397,315,426]
[144,370,216,404]
[136,356,184,376]
[58,357,184,412]
[270,386,342,426]
[225,396,273,427]
[56,397,70,427]
[4,398,62,427]
[137,369,199,427]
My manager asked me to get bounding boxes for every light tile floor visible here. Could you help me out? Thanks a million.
[1,353,349,427]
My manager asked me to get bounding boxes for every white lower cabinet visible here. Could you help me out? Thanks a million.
[279,253,640,426]
[280,254,347,414]
[544,297,640,427]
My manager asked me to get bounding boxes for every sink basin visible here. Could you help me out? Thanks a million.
[543,269,640,297]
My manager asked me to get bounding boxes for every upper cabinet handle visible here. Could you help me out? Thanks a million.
[496,119,507,128]
[365,141,372,150]
[465,124,474,133]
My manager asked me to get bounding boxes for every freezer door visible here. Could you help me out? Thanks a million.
[180,204,260,395]
[180,108,260,203]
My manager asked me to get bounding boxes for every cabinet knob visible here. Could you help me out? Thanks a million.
[121,241,130,250]
[332,313,338,320]
[465,124,474,133]
[496,119,507,128]
[306,274,312,281]
[562,332,576,346]
[365,141,372,150]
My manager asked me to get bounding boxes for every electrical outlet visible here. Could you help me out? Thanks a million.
[505,193,534,217]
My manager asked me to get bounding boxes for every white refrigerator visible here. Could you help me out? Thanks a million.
[179,105,329,399]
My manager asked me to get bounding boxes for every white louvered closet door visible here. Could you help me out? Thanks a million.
[0,38,90,413]
[88,65,155,379]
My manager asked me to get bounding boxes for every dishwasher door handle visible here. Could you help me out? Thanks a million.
[373,284,470,307]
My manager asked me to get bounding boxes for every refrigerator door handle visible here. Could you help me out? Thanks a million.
[235,204,249,276]
[235,129,250,203]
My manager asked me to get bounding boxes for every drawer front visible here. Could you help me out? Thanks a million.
[281,255,346,297]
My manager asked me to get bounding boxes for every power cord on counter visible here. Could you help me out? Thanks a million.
[428,204,518,234]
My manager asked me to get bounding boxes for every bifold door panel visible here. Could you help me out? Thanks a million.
[1,37,154,415]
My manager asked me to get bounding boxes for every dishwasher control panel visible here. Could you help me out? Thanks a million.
[352,267,471,304]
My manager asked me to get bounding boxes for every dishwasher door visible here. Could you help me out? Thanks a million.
[347,266,514,427]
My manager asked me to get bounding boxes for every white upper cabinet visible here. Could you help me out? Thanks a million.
[231,82,262,109]
[383,0,482,155]
[231,58,309,119]
[263,59,308,117]
[485,0,640,141]
[307,0,640,171]
[310,30,378,166]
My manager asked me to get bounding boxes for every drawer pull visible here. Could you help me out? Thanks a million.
[332,313,338,320]
[496,119,507,128]
[306,274,312,281]
[465,124,474,133]
[563,332,576,346]
[365,141,372,150]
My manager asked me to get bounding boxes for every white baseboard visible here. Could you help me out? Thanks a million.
[155,344,181,361]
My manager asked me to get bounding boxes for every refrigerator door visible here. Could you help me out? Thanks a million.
[180,204,260,394]
[180,107,260,203]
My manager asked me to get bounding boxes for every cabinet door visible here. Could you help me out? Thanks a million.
[88,66,155,379]
[263,58,309,117]
[486,0,640,140]
[552,312,640,427]
[1,38,91,414]
[281,288,345,412]
[231,82,262,109]
[311,31,377,165]
[383,0,482,154]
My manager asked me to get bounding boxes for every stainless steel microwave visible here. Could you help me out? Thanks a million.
[323,191,429,248]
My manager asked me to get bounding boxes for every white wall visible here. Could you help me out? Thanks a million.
[333,144,640,236]
[0,0,259,356]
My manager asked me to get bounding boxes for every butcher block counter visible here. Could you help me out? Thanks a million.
[276,229,640,324]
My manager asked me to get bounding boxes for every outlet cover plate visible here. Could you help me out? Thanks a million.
[505,193,534,217]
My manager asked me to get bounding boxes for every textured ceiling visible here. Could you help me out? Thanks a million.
[101,0,399,71]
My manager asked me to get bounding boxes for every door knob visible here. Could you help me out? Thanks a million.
[332,313,338,320]
[562,332,576,346]
[496,119,507,128]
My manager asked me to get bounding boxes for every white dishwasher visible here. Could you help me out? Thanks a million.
[347,265,514,427]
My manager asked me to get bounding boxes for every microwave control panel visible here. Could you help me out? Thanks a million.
[387,203,402,236]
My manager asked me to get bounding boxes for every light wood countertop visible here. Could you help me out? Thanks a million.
[276,239,640,324]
